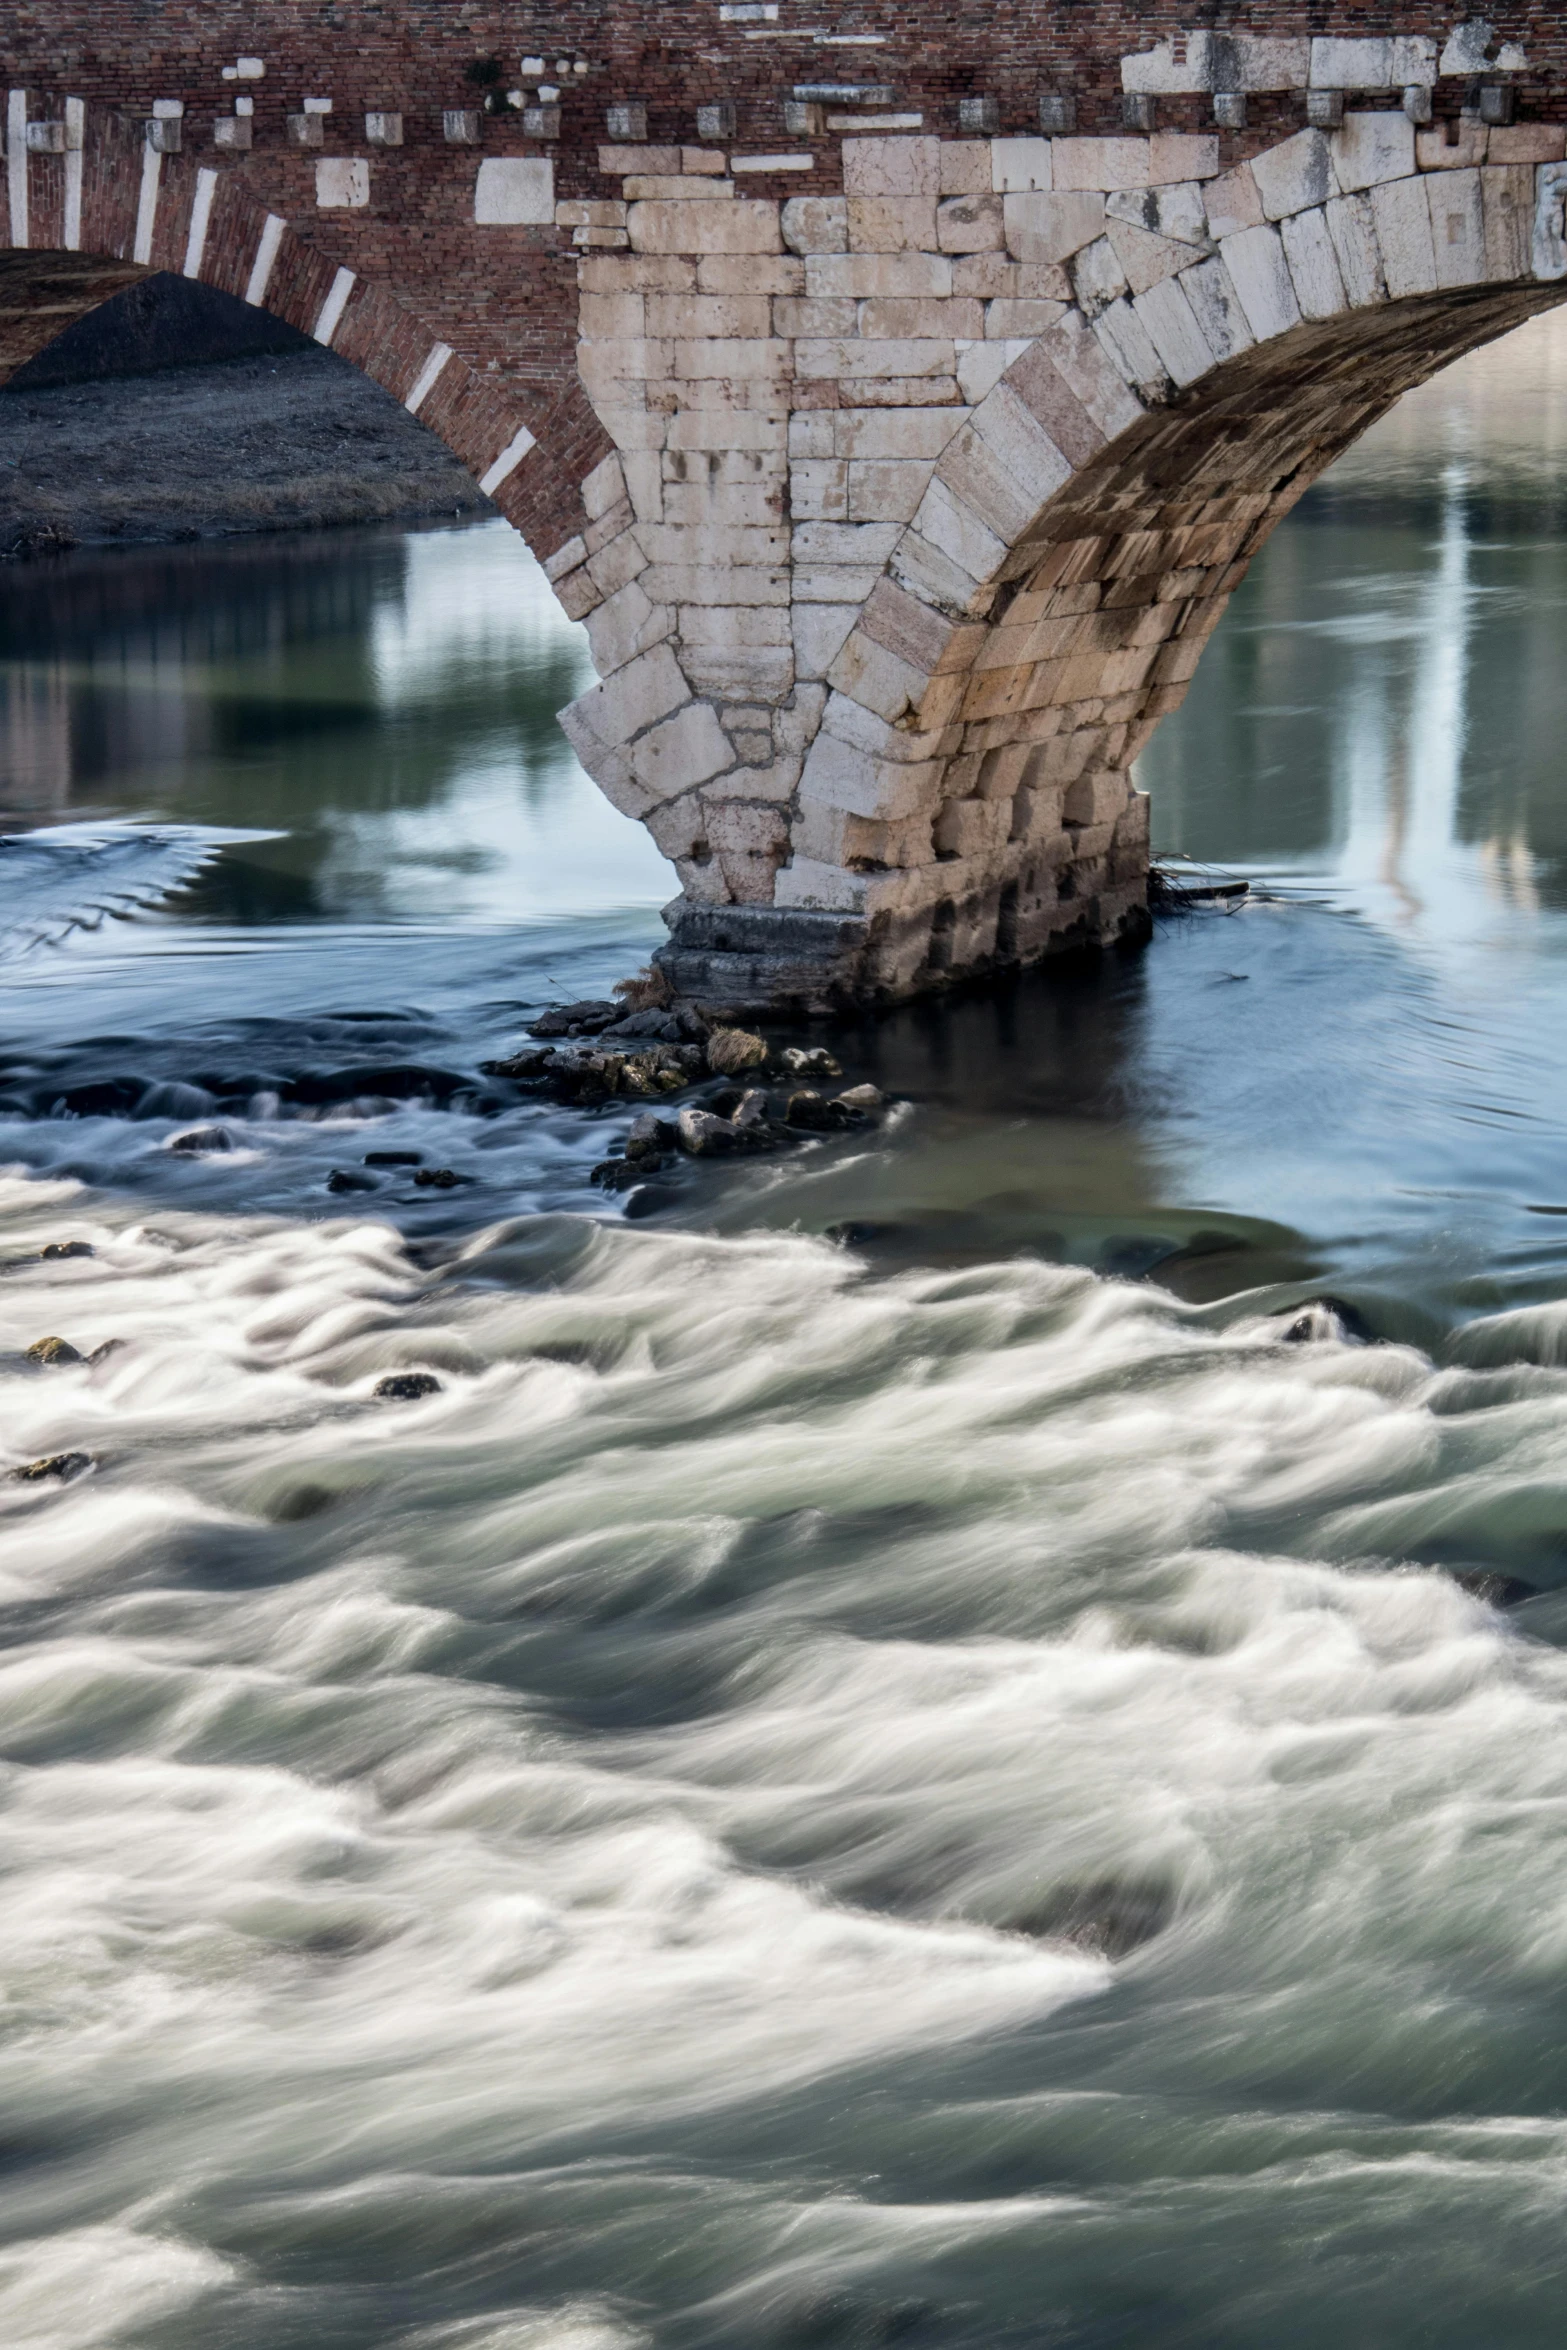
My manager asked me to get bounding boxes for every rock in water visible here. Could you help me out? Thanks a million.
[785,1090,836,1131]
[529,999,619,1038]
[25,1336,83,1367]
[835,1083,884,1112]
[40,1240,94,1260]
[167,1125,233,1154]
[327,1169,378,1194]
[732,1088,772,1132]
[373,1372,442,1401]
[706,1027,769,1078]
[1452,1569,1535,1607]
[413,1168,470,1189]
[363,1150,422,1167]
[12,1451,93,1483]
[782,1046,842,1080]
[626,1112,678,1160]
[677,1107,737,1156]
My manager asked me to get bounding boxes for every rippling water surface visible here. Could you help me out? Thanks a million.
[5,314,1567,2347]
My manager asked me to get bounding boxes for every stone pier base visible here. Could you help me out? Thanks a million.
[654,789,1152,1017]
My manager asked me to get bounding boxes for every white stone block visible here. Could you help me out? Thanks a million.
[942,380,1073,540]
[782,195,848,254]
[474,157,554,224]
[317,157,369,209]
[799,731,941,820]
[843,136,941,196]
[1178,256,1255,357]
[792,566,887,605]
[793,603,860,681]
[834,408,966,458]
[574,642,689,749]
[790,459,849,519]
[1218,222,1303,339]
[585,578,673,674]
[847,197,940,252]
[791,521,905,566]
[1331,112,1416,194]
[847,459,931,520]
[1370,173,1437,295]
[1427,166,1486,287]
[1071,236,1129,317]
[1149,135,1221,186]
[1121,30,1308,93]
[1323,192,1386,305]
[1051,139,1150,193]
[956,339,1022,402]
[774,856,868,912]
[805,253,952,297]
[629,200,782,254]
[1034,308,1146,437]
[938,193,1005,252]
[647,291,771,336]
[908,476,1009,587]
[1003,190,1106,264]
[991,137,1053,193]
[1280,205,1348,316]
[796,338,955,381]
[1091,298,1171,400]
[1440,23,1528,75]
[984,298,1067,337]
[1132,274,1214,384]
[1204,163,1264,239]
[1529,163,1567,281]
[1105,216,1196,294]
[629,700,735,795]
[1105,181,1211,247]
[1250,128,1333,220]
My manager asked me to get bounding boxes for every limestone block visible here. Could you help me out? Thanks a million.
[957,342,1023,403]
[1280,206,1348,316]
[782,195,848,254]
[859,297,980,340]
[663,478,784,528]
[1105,216,1197,294]
[934,797,1010,857]
[844,136,941,197]
[1091,299,1172,401]
[581,255,697,292]
[773,857,869,913]
[940,381,1073,543]
[1071,237,1130,317]
[645,792,707,861]
[1105,181,1211,247]
[600,145,678,175]
[791,459,849,519]
[578,291,647,343]
[789,413,836,458]
[586,577,674,675]
[1063,769,1131,825]
[825,627,931,726]
[941,142,993,196]
[573,642,689,754]
[1417,118,1488,172]
[588,531,650,600]
[835,407,966,459]
[621,452,665,522]
[1489,126,1567,165]
[1178,256,1255,357]
[794,602,860,679]
[1331,112,1416,194]
[991,138,1053,193]
[699,256,806,295]
[577,341,672,396]
[473,157,553,223]
[891,529,998,620]
[793,566,889,605]
[625,176,737,201]
[582,452,628,522]
[1482,165,1533,280]
[848,460,930,521]
[848,198,940,252]
[639,522,789,569]
[792,520,905,568]
[1003,191,1106,263]
[1370,174,1437,295]
[643,565,791,608]
[1427,167,1486,287]
[669,415,788,457]
[1029,310,1145,440]
[908,476,1010,590]
[1052,139,1151,193]
[798,731,939,820]
[646,291,771,336]
[1323,192,1387,305]
[796,338,955,380]
[1250,128,1333,220]
[938,193,1005,252]
[1132,275,1214,385]
[1204,163,1264,239]
[681,599,791,651]
[806,253,952,297]
[1536,171,1567,283]
[554,568,602,623]
[673,338,793,382]
[1218,223,1303,339]
[563,724,659,821]
[794,802,931,870]
[985,299,1067,338]
[682,647,796,700]
[629,200,782,254]
[775,296,859,336]
[628,699,734,794]
[1149,135,1221,186]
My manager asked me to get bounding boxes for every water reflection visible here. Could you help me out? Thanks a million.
[0,516,670,923]
[1142,307,1567,937]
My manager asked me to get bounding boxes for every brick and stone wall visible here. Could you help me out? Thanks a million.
[5,7,1567,1009]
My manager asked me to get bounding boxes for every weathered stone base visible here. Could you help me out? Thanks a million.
[654,848,1152,1018]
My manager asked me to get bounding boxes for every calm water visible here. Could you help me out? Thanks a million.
[5,314,1567,2347]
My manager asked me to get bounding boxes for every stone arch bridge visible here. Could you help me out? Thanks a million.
[5,5,1567,1009]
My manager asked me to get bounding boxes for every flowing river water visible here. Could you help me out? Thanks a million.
[4,313,1567,2347]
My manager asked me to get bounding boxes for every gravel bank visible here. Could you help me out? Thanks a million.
[0,346,495,559]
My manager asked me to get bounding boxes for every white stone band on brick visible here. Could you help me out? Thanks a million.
[478,425,539,495]
[133,140,161,264]
[403,341,454,414]
[8,91,29,248]
[63,96,84,249]
[312,265,356,347]
[183,167,218,278]
[244,212,286,307]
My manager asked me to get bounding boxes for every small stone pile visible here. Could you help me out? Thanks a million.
[478,999,884,1192]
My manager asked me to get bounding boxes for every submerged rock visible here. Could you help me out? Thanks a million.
[12,1451,93,1483]
[677,1106,738,1156]
[1279,1295,1376,1345]
[478,1045,555,1081]
[706,1027,769,1078]
[1452,1569,1535,1608]
[592,1156,655,1192]
[785,1089,840,1131]
[372,1372,442,1401]
[732,1088,772,1133]
[782,1045,842,1080]
[327,1168,379,1194]
[413,1167,470,1189]
[167,1124,233,1154]
[25,1335,83,1366]
[363,1149,422,1168]
[529,999,619,1039]
[835,1083,884,1113]
[40,1240,94,1260]
[626,1112,679,1160]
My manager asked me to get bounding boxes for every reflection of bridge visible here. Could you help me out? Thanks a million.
[4,10,1566,1009]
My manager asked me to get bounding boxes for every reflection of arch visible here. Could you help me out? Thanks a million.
[0,108,611,568]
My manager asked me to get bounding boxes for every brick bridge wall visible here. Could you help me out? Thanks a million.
[4,6,1567,1009]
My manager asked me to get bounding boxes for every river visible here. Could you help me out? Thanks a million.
[3,312,1567,2348]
